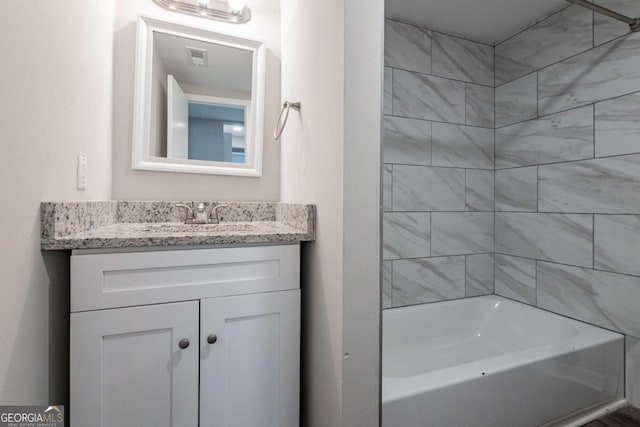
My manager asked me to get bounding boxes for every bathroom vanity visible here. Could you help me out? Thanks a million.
[41,201,315,427]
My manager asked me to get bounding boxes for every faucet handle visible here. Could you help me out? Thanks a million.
[210,203,229,224]
[175,204,195,224]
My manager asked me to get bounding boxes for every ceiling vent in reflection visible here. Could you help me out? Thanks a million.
[186,46,208,67]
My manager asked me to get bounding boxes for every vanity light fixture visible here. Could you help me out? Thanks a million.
[153,0,251,24]
[226,0,247,12]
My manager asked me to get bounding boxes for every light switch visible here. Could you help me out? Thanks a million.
[77,155,88,191]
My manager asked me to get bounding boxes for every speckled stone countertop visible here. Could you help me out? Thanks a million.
[41,201,315,250]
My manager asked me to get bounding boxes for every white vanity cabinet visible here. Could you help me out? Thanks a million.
[69,245,301,427]
[199,291,300,427]
[70,301,200,426]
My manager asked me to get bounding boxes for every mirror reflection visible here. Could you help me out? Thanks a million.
[150,31,253,164]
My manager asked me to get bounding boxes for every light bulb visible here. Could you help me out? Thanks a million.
[227,0,246,12]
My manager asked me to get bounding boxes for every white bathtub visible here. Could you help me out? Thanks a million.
[383,296,624,427]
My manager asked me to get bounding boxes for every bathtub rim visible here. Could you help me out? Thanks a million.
[382,295,624,404]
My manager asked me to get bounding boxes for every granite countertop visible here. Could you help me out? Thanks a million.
[41,201,315,250]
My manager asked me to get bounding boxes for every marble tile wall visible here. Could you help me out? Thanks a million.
[495,106,594,169]
[466,254,495,297]
[431,212,494,256]
[466,84,495,128]
[495,167,537,212]
[494,254,536,305]
[538,34,640,116]
[495,73,537,127]
[595,92,640,157]
[432,32,494,86]
[466,170,494,211]
[383,18,495,309]
[495,5,593,86]
[495,212,593,267]
[493,0,640,406]
[393,256,466,305]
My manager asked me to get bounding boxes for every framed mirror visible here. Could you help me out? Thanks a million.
[132,16,266,176]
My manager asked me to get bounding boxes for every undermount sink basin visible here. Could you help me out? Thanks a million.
[132,222,261,233]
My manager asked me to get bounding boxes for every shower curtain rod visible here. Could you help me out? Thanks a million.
[566,0,640,32]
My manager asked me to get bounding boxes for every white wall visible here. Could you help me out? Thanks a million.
[342,0,383,424]
[280,0,345,423]
[280,0,383,424]
[112,0,281,201]
[0,0,114,404]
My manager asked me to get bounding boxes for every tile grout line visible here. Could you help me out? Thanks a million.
[429,212,432,258]
[534,260,538,307]
[390,164,393,212]
[536,70,540,119]
[495,29,636,89]
[494,43,497,297]
[496,102,595,131]
[494,250,640,280]
[464,169,468,211]
[536,166,539,213]
[491,211,640,216]
[391,162,493,172]
[593,103,596,159]
[389,260,394,308]
[429,121,433,165]
[623,334,627,401]
[391,67,395,116]
[592,9,595,49]
[523,299,640,341]
[389,64,495,89]
[592,215,595,269]
[496,151,640,172]
[384,108,493,130]
[494,3,573,47]
[464,254,468,296]
[385,16,494,48]
[385,251,498,262]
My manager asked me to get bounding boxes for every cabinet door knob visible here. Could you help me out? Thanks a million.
[178,338,190,349]
[207,334,218,345]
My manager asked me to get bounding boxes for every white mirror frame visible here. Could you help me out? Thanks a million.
[131,16,266,177]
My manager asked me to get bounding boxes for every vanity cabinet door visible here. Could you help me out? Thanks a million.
[200,290,301,427]
[70,301,199,427]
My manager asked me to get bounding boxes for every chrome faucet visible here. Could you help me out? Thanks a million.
[175,202,228,224]
[194,203,209,224]
[209,204,229,224]
[175,203,196,224]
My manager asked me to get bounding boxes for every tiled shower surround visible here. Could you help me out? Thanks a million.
[383,20,496,309]
[383,0,640,405]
